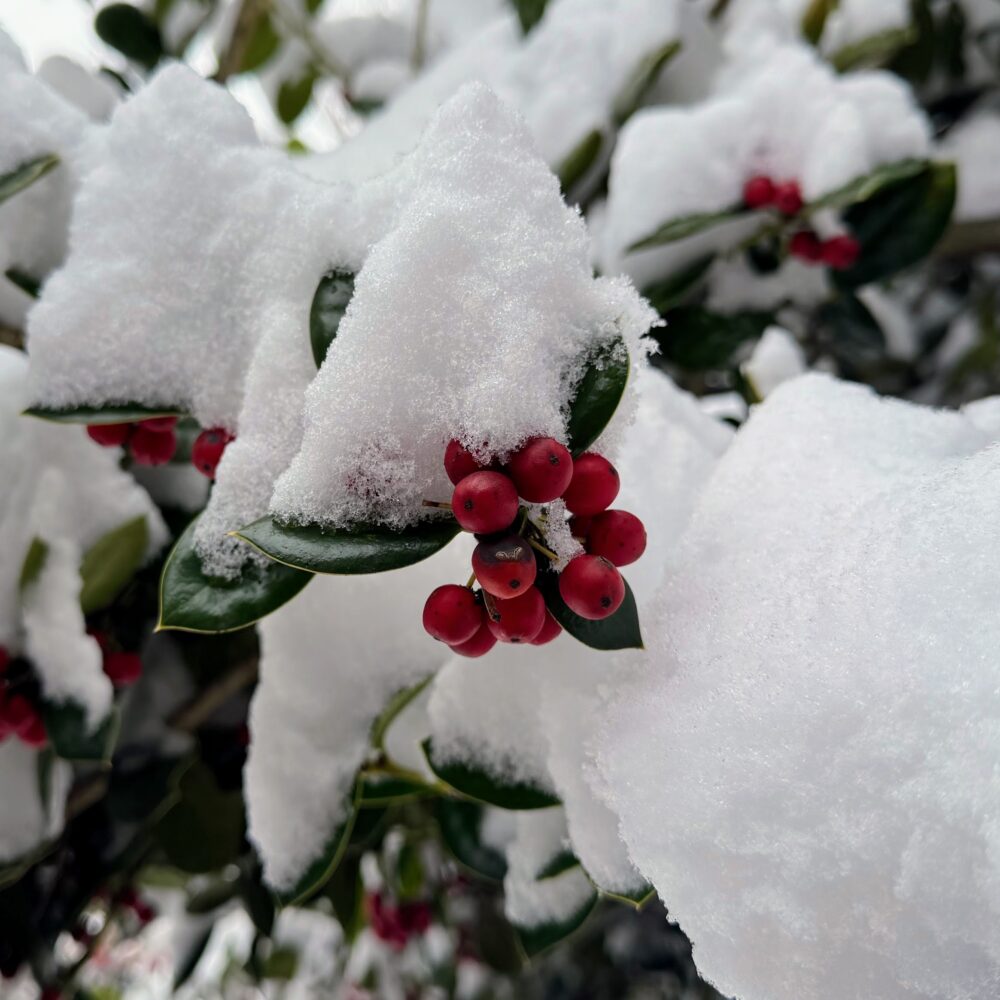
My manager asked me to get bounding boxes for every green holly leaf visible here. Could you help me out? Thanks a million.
[613,39,681,123]
[310,269,355,368]
[95,3,163,68]
[556,130,603,194]
[641,254,715,317]
[43,702,120,764]
[23,403,184,424]
[79,515,149,614]
[436,799,508,881]
[808,158,930,212]
[566,336,629,455]
[277,68,318,124]
[537,848,580,880]
[18,538,48,593]
[536,570,643,651]
[627,205,747,253]
[652,306,771,371]
[514,890,598,958]
[0,154,60,206]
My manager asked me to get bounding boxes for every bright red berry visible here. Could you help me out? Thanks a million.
[587,510,647,567]
[789,230,823,263]
[559,555,625,620]
[820,234,860,270]
[561,453,619,516]
[423,585,483,645]
[743,174,776,209]
[773,180,803,216]
[87,423,131,447]
[129,426,176,466]
[138,416,177,433]
[471,533,537,598]
[192,428,232,479]
[486,587,546,643]
[568,515,593,540]
[2,694,37,735]
[507,437,574,503]
[529,609,562,646]
[450,620,497,658]
[104,651,142,687]
[19,714,47,748]
[444,440,486,485]
[451,471,518,534]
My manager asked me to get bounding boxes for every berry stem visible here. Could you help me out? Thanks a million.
[465,572,476,589]
[526,537,558,561]
[481,590,499,622]
[421,499,452,510]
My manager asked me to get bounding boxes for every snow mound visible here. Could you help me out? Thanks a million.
[597,373,1000,1000]
[940,111,1000,222]
[0,739,71,863]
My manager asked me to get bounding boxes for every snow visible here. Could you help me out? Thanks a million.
[597,373,1000,1000]
[0,738,72,863]
[940,111,1000,222]
[741,326,806,398]
[600,41,931,288]
[271,83,654,531]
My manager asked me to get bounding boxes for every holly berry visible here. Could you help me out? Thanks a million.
[561,453,619,516]
[568,515,593,540]
[821,234,860,271]
[450,620,497,658]
[789,230,823,263]
[471,533,537,598]
[743,174,776,209]
[508,437,573,503]
[587,510,647,567]
[104,651,142,687]
[138,416,178,433]
[399,901,432,935]
[530,609,563,646]
[451,471,518,534]
[129,426,176,466]
[192,427,232,479]
[422,585,483,645]
[87,423,131,447]
[444,440,486,485]
[19,714,47,749]
[2,694,36,735]
[559,555,625,620]
[773,180,803,216]
[486,587,546,643]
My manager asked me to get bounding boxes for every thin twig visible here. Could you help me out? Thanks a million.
[214,0,268,83]
[167,658,259,732]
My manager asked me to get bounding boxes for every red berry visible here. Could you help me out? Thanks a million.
[129,426,176,466]
[451,471,518,534]
[743,174,776,209]
[133,901,156,925]
[587,510,647,567]
[471,533,537,598]
[87,423,131,447]
[450,620,497,658]
[422,585,483,645]
[773,180,803,216]
[444,440,486,485]
[561,453,619,516]
[138,416,177,433]
[559,555,625,620]
[192,427,232,479]
[400,901,432,935]
[104,651,142,687]
[88,629,110,652]
[529,609,562,646]
[820,234,860,271]
[568,515,593,540]
[789,230,823,263]
[507,437,574,503]
[2,694,37,735]
[19,714,47,748]
[486,587,546,643]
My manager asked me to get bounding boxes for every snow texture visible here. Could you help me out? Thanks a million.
[0,738,72,863]
[940,111,1000,222]
[741,326,807,398]
[598,373,1000,1000]
[271,83,655,530]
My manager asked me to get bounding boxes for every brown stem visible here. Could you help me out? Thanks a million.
[422,500,452,510]
[526,537,558,561]
[167,658,258,732]
[214,0,268,83]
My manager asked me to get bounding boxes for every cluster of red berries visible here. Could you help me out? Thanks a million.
[366,893,432,949]
[87,418,234,478]
[743,174,860,271]
[422,437,647,656]
[0,647,46,748]
[89,630,142,688]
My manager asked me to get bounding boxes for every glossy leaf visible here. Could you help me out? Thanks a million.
[831,25,917,72]
[236,516,461,576]
[556,129,603,194]
[536,571,643,651]
[310,269,355,368]
[808,158,929,212]
[79,515,148,614]
[18,538,47,592]
[158,516,311,634]
[240,14,280,72]
[537,848,580,880]
[818,293,886,368]
[653,306,771,370]
[423,738,560,810]
[627,205,746,253]
[436,799,508,881]
[370,676,432,751]
[514,890,598,958]
[23,403,184,425]
[43,702,120,764]
[641,255,715,317]
[95,3,163,68]
[801,0,837,45]
[278,68,317,124]
[613,40,681,123]
[0,154,59,206]
[602,882,656,909]
[566,336,629,455]
[359,772,430,806]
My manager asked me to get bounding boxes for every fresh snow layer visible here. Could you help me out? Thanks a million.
[600,40,931,288]
[271,82,655,530]
[245,540,469,892]
[940,111,1000,222]
[0,738,72,863]
[597,373,1000,1000]
[741,326,807,398]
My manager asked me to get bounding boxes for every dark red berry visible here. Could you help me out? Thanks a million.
[820,234,860,270]
[486,587,546,643]
[19,713,47,749]
[508,437,573,503]
[450,620,497,658]
[588,510,646,567]
[444,440,486,485]
[104,651,142,687]
[423,585,483,645]
[561,453,619,516]
[451,471,518,534]
[129,426,176,466]
[773,180,803,216]
[192,427,232,479]
[559,555,625,620]
[138,416,177,433]
[2,694,37,735]
[568,515,593,540]
[789,230,823,263]
[529,609,562,646]
[133,901,156,925]
[471,533,537,598]
[743,175,776,209]
[400,901,432,935]
[87,423,131,447]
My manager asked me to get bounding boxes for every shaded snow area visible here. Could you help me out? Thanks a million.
[597,374,1000,1000]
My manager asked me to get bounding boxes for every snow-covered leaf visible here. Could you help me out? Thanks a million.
[653,307,771,370]
[23,403,185,425]
[536,570,643,650]
[641,254,715,317]
[613,39,681,124]
[43,701,120,763]
[831,25,917,72]
[158,517,312,634]
[79,515,148,614]
[536,847,580,880]
[359,772,429,806]
[808,157,929,211]
[370,676,433,752]
[818,294,886,366]
[627,205,747,253]
[0,153,59,206]
[565,336,629,455]
[18,537,47,592]
[236,516,461,575]
[94,3,162,69]
[513,888,597,957]
[436,799,509,880]
[555,129,602,194]
[309,270,355,369]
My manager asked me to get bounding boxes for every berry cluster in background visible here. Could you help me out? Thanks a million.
[88,418,234,477]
